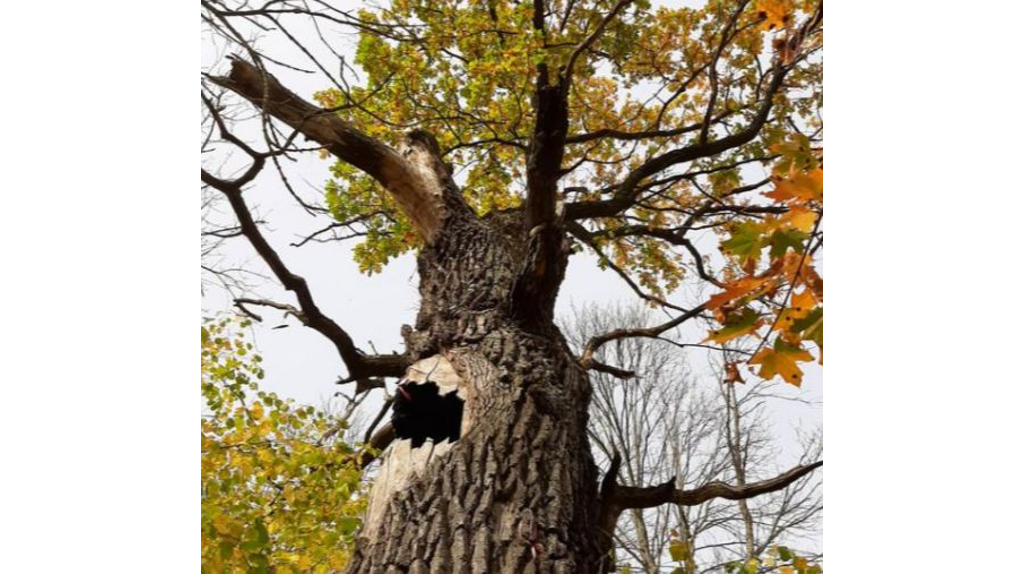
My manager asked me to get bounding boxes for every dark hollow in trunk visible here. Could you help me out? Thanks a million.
[392,381,465,448]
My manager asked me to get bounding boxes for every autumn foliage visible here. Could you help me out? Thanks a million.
[308,0,823,386]
[201,319,366,573]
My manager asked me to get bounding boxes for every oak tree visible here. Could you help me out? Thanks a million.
[201,0,824,571]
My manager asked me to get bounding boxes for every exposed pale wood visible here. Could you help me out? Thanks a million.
[210,58,448,242]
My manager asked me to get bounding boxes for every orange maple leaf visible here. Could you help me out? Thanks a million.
[756,0,795,30]
[724,361,745,384]
[765,168,823,203]
[706,276,774,310]
[776,253,823,298]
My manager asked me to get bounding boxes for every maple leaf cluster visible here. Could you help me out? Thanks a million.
[707,135,822,386]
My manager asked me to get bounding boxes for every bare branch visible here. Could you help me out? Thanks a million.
[234,297,302,322]
[201,168,408,383]
[614,461,823,510]
[588,359,637,380]
[580,305,707,370]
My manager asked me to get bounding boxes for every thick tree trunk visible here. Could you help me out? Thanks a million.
[345,194,604,573]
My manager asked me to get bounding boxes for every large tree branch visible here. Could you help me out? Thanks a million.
[565,64,788,221]
[511,0,571,330]
[595,458,822,570]
[579,304,706,370]
[209,57,450,242]
[201,169,408,383]
[615,460,823,509]
[511,1,635,330]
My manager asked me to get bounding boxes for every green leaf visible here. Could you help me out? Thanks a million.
[769,229,807,259]
[248,554,270,574]
[339,516,360,536]
[706,307,761,344]
[790,307,823,349]
[668,538,690,562]
[721,222,764,266]
[253,519,269,546]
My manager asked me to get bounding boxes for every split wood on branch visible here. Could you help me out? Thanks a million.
[208,57,448,242]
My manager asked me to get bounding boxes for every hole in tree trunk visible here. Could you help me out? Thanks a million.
[391,380,464,448]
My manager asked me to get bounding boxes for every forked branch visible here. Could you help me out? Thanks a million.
[201,169,407,383]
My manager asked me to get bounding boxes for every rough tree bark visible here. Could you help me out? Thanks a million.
[205,43,821,571]
[345,127,603,574]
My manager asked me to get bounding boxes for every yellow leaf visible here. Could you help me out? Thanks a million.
[780,206,817,232]
[750,341,813,386]
[774,289,816,331]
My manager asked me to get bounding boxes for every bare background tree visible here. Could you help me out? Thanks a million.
[567,303,822,572]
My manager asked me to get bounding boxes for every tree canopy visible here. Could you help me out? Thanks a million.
[204,0,822,386]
